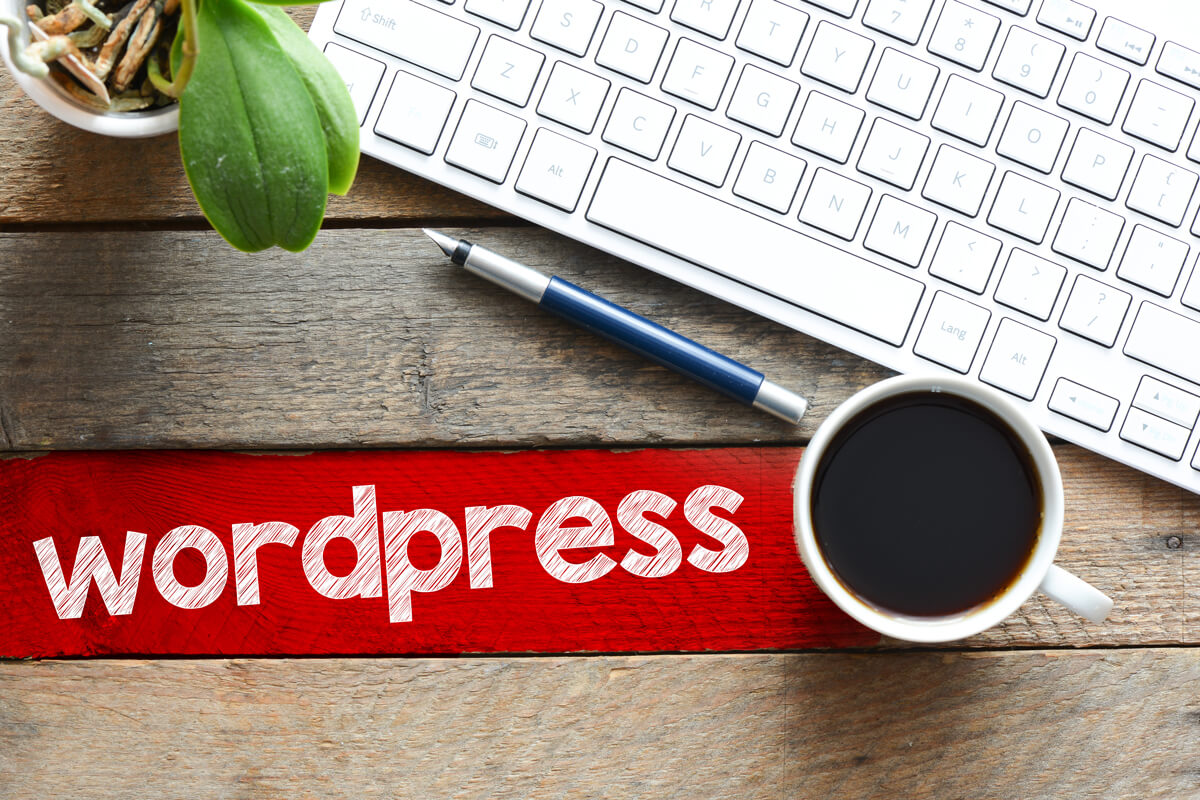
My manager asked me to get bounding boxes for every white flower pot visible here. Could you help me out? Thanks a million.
[0,0,178,137]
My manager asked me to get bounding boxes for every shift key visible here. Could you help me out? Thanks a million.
[335,0,480,81]
[1124,302,1200,387]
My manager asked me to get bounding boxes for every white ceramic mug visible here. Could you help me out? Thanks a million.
[793,374,1113,643]
[0,0,178,137]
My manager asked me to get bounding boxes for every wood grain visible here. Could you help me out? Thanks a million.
[0,226,887,449]
[0,651,1196,799]
[1,226,1197,648]
[0,4,504,228]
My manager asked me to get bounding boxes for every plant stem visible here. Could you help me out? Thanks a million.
[147,0,198,98]
[0,15,49,77]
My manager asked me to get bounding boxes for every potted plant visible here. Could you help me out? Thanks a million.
[0,0,358,252]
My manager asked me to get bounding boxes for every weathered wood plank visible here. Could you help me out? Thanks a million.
[0,5,503,227]
[0,226,886,448]
[1,226,1196,648]
[0,651,1195,799]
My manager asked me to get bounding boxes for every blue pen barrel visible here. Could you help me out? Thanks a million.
[539,276,765,405]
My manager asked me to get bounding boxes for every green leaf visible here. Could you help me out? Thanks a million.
[248,4,359,195]
[179,0,328,252]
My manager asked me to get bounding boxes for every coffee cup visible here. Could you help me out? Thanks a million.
[793,374,1112,643]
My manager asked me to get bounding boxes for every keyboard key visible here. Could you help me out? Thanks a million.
[1124,302,1200,386]
[1052,197,1124,270]
[472,36,545,107]
[1157,42,1200,92]
[1120,407,1190,460]
[444,100,527,183]
[1097,17,1153,65]
[983,0,1031,13]
[980,317,1056,400]
[670,0,740,39]
[856,117,929,190]
[996,101,1069,173]
[922,144,994,216]
[790,91,865,163]
[538,62,611,134]
[865,48,939,120]
[1035,0,1094,40]
[929,222,1002,294]
[1184,264,1200,313]
[1133,376,1200,429]
[798,168,872,240]
[988,171,1059,243]
[661,38,735,110]
[596,12,669,83]
[913,291,990,372]
[927,0,999,71]
[667,114,741,186]
[725,65,800,136]
[803,0,857,17]
[931,75,1004,146]
[1060,127,1133,200]
[602,88,675,158]
[862,0,933,45]
[992,26,1065,98]
[624,0,665,13]
[1117,225,1189,296]
[1122,80,1194,151]
[374,71,457,155]
[1058,273,1130,346]
[735,0,808,66]
[863,195,937,266]
[465,0,532,29]
[322,43,384,126]
[1049,378,1119,431]
[1126,155,1198,227]
[800,21,874,93]
[733,141,806,213]
[1057,53,1129,125]
[586,158,925,346]
[515,128,597,211]
[995,248,1066,321]
[530,0,604,56]
[334,0,480,81]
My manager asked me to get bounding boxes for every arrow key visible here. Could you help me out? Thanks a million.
[1049,378,1119,431]
[1120,407,1191,460]
[1132,375,1200,429]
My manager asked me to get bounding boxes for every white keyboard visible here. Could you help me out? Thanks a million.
[310,0,1200,495]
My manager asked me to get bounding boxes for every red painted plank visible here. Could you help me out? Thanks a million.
[0,449,874,657]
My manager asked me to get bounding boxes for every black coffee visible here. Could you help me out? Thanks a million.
[811,391,1042,617]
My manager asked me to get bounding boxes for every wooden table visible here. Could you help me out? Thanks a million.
[1,21,1198,795]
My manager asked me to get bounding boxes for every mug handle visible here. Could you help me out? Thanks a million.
[1039,564,1113,624]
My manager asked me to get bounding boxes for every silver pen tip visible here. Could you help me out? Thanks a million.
[422,228,459,258]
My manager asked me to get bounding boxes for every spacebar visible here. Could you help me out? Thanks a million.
[585,159,924,346]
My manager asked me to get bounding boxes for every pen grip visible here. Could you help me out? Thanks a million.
[539,276,764,405]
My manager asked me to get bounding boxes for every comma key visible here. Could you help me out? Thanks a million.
[929,222,1001,294]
